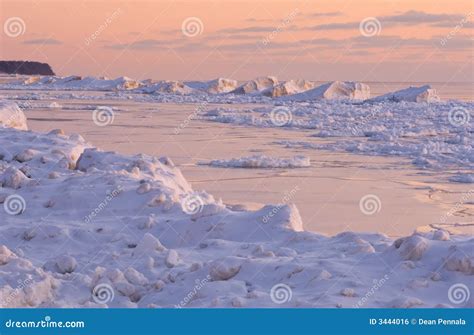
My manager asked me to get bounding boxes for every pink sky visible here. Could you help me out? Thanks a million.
[1,0,473,82]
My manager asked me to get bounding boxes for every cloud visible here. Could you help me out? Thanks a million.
[105,39,169,50]
[22,38,62,45]
[218,26,279,34]
[245,18,275,23]
[381,10,464,24]
[431,21,474,28]
[311,22,358,30]
[310,11,343,18]
[311,11,468,31]
[205,34,264,41]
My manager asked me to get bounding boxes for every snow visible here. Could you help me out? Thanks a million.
[281,81,370,101]
[0,76,450,105]
[0,116,471,308]
[8,76,142,91]
[371,85,440,103]
[139,81,196,95]
[449,173,474,183]
[0,77,472,310]
[202,155,311,169]
[202,100,473,171]
[0,100,28,130]
[185,78,238,94]
[262,79,316,97]
[231,76,279,94]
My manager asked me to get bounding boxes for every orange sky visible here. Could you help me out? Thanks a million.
[1,0,473,82]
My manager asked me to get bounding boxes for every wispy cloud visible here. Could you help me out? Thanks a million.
[214,35,472,54]
[311,10,468,31]
[22,38,62,45]
[431,21,474,28]
[381,10,463,24]
[311,22,358,30]
[218,26,282,34]
[310,11,343,18]
[105,39,169,50]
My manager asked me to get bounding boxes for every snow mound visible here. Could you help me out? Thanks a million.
[282,81,370,101]
[0,100,28,130]
[140,81,196,95]
[372,85,440,103]
[76,148,192,195]
[262,79,315,97]
[186,78,238,94]
[231,76,279,94]
[203,155,310,169]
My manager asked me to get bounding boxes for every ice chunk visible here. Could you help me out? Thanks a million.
[372,85,440,103]
[262,79,315,97]
[0,100,28,130]
[209,257,242,281]
[281,81,370,101]
[231,76,278,94]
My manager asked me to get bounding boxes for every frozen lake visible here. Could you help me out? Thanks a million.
[10,91,472,237]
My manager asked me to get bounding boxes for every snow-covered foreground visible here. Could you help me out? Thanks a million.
[0,102,472,308]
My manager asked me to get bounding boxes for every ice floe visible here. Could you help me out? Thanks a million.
[201,155,310,169]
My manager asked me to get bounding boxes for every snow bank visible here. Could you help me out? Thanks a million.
[231,76,279,94]
[281,81,370,101]
[186,78,238,94]
[203,155,310,169]
[372,85,440,103]
[0,100,28,130]
[0,125,471,308]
